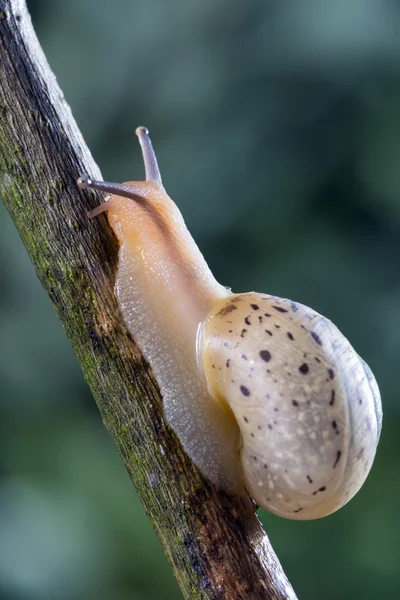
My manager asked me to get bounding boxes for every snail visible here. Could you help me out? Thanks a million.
[77,127,382,520]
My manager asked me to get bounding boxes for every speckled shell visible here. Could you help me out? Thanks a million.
[199,292,382,520]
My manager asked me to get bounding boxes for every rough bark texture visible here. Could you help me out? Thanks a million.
[0,2,298,599]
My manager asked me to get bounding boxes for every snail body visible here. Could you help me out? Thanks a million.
[78,127,382,520]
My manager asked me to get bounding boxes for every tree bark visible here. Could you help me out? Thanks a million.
[0,2,298,599]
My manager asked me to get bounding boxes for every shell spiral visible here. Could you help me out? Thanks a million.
[199,292,382,519]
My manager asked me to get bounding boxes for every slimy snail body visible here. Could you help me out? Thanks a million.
[78,127,382,520]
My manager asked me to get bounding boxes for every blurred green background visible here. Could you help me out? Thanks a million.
[0,0,399,598]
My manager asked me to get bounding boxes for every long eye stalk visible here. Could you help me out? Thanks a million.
[136,126,162,184]
[77,176,147,201]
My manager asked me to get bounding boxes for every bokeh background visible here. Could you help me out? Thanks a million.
[0,0,399,598]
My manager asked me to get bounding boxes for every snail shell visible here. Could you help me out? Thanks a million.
[200,292,381,519]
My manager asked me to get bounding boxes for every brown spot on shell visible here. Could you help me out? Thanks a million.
[333,450,341,468]
[356,447,365,461]
[217,303,237,317]
[313,486,327,495]
[240,385,250,396]
[259,350,271,362]
[299,363,309,375]
[311,331,323,346]
[273,306,288,313]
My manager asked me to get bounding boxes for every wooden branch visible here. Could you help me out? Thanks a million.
[0,2,298,598]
